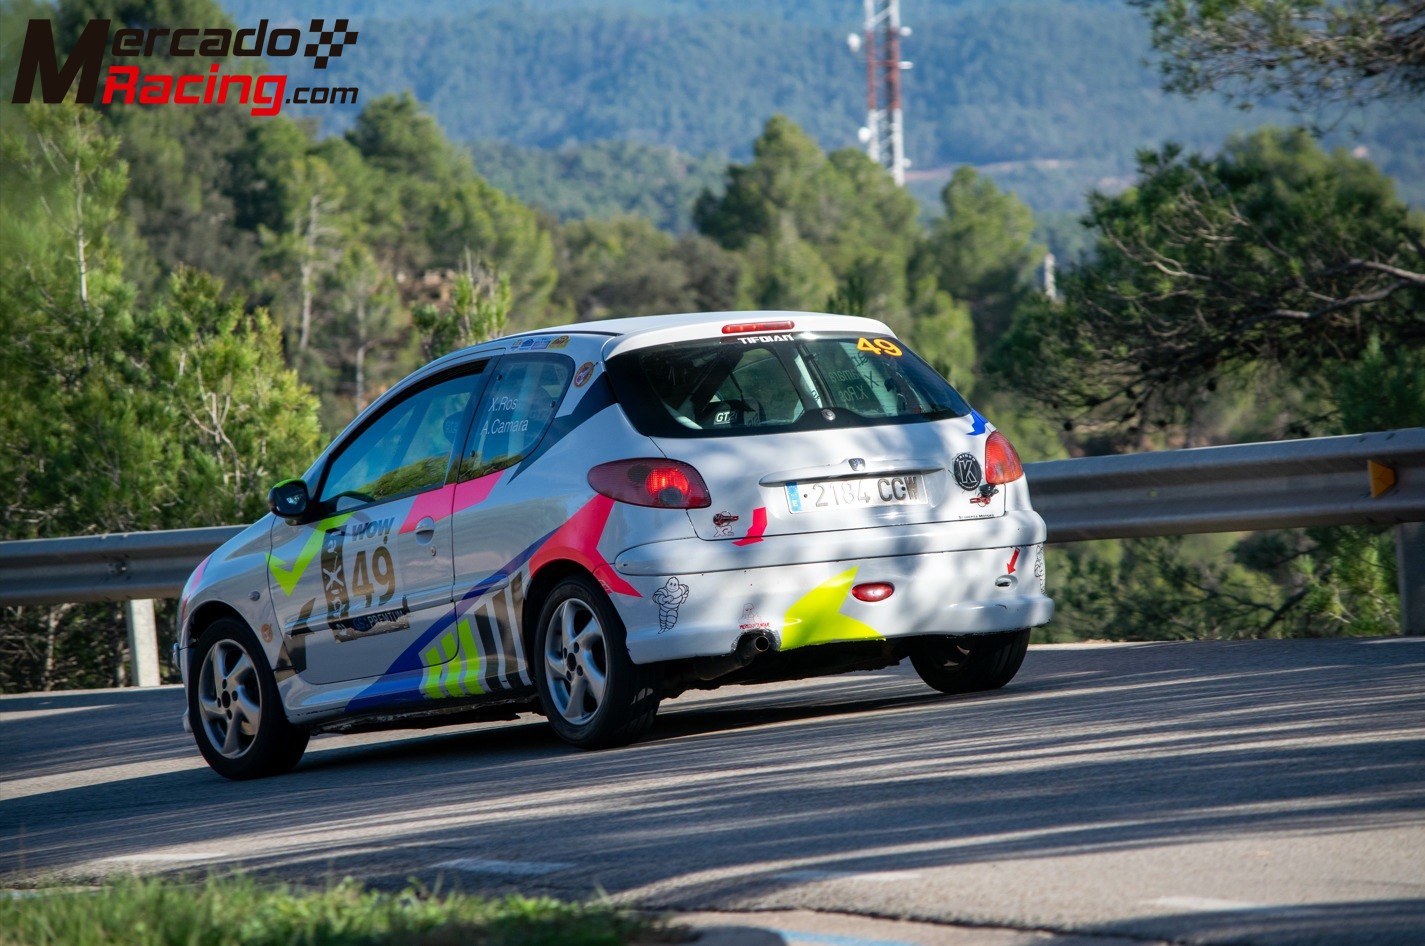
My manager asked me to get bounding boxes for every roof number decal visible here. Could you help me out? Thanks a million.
[856,337,902,356]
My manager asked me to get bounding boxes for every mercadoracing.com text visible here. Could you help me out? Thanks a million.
[11,17,360,116]
[103,64,357,116]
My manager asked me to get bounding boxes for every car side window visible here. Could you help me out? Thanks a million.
[458,355,572,481]
[319,370,483,510]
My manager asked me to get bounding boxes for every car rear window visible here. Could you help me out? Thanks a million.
[607,333,971,438]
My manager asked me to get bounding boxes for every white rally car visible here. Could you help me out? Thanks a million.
[177,312,1053,778]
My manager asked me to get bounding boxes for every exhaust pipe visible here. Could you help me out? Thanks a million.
[693,631,772,682]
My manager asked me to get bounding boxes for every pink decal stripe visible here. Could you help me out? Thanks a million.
[398,470,503,534]
[530,494,641,597]
[399,483,456,534]
[454,469,503,514]
[733,506,768,546]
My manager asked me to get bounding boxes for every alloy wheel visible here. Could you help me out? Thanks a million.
[196,639,262,759]
[542,597,609,725]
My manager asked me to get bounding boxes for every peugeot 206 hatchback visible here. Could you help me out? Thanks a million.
[177,311,1053,779]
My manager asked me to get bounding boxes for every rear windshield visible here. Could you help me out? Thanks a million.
[607,332,971,438]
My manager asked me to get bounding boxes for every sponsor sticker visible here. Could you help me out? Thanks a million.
[651,578,690,633]
[331,605,410,642]
[739,604,771,632]
[952,452,983,491]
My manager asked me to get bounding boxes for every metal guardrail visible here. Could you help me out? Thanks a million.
[1029,428,1425,540]
[2,429,1422,685]
[0,526,242,607]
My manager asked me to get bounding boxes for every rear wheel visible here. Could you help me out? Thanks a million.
[188,618,308,780]
[535,575,660,749]
[909,629,1030,694]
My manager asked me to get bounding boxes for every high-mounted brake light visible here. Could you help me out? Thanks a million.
[984,431,1024,484]
[721,320,795,335]
[588,459,712,509]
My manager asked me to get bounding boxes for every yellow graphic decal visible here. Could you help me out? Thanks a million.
[420,617,484,699]
[453,617,481,696]
[781,566,883,650]
[268,513,352,596]
[856,337,902,356]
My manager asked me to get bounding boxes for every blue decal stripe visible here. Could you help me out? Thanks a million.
[344,526,557,712]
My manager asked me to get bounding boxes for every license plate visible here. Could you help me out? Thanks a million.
[785,474,928,513]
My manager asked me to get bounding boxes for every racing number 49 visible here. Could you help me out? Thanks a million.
[857,337,902,357]
[349,546,396,607]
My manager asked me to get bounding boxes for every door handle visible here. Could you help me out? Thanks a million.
[414,516,437,545]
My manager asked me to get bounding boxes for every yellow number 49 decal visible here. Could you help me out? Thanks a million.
[856,337,902,356]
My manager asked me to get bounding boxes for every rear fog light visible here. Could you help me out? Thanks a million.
[851,582,895,602]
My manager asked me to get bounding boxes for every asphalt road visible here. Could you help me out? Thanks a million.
[3,639,1424,946]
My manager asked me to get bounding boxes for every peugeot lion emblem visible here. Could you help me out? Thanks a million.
[952,452,983,491]
[849,458,866,472]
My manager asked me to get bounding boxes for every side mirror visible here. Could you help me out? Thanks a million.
[268,478,311,521]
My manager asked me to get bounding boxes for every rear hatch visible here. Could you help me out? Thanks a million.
[605,323,1006,541]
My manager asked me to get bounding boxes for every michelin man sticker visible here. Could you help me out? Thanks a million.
[652,578,690,632]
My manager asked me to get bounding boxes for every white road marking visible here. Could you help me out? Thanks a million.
[0,705,105,724]
[0,758,208,800]
[775,870,922,883]
[94,853,228,863]
[433,858,573,877]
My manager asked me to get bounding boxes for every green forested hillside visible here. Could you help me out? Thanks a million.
[224,0,1425,219]
[468,140,726,232]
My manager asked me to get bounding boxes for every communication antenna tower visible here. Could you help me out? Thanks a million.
[848,1,912,185]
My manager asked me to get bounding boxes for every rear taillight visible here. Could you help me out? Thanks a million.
[984,431,1024,484]
[721,320,795,334]
[588,459,712,509]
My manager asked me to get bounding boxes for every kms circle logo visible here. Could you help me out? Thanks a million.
[11,17,359,117]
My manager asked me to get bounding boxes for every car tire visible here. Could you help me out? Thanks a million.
[534,574,661,750]
[909,629,1031,695]
[188,617,308,780]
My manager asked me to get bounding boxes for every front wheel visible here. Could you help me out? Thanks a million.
[188,618,308,780]
[535,575,660,749]
[909,629,1031,695]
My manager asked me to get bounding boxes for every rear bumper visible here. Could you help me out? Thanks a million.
[615,509,1047,575]
[609,514,1052,664]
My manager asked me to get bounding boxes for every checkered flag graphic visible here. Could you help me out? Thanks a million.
[305,18,358,69]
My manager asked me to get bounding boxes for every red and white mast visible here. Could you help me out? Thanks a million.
[851,0,911,185]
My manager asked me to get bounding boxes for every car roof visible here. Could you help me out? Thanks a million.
[514,310,895,357]
[513,310,887,338]
[417,310,896,379]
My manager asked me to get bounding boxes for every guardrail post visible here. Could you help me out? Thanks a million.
[124,599,162,687]
[1399,523,1424,637]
